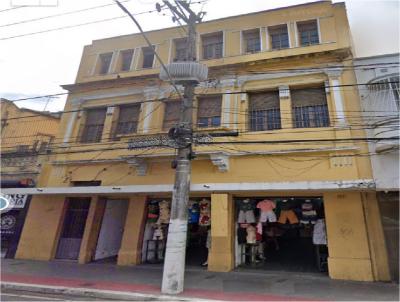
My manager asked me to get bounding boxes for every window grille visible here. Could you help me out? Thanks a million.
[243,29,261,53]
[115,104,140,135]
[80,108,107,143]
[99,53,113,74]
[197,96,222,128]
[163,101,181,131]
[298,20,319,46]
[202,33,223,59]
[368,76,400,110]
[269,25,289,50]
[120,49,134,71]
[249,91,281,131]
[291,87,330,128]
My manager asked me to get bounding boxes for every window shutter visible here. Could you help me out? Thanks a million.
[163,101,181,130]
[119,104,140,122]
[86,108,106,125]
[249,91,280,110]
[291,87,327,107]
[198,96,222,117]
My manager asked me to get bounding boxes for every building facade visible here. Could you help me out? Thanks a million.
[1,99,60,258]
[5,1,392,282]
[354,53,399,281]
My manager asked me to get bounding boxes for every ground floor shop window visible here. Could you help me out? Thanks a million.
[235,197,328,273]
[142,198,211,266]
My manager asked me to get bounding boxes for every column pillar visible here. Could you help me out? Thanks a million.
[15,195,67,260]
[324,192,374,281]
[78,196,106,264]
[208,193,235,272]
[220,78,237,129]
[279,85,293,129]
[62,99,83,146]
[325,69,346,127]
[362,192,391,281]
[117,195,147,266]
[102,106,117,141]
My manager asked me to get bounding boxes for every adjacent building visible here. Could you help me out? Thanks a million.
[354,53,399,281]
[4,1,394,283]
[0,99,60,258]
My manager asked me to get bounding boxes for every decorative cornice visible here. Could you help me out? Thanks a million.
[125,157,148,176]
[210,153,230,172]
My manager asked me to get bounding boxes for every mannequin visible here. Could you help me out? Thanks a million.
[238,198,256,223]
[278,199,299,224]
[246,225,256,244]
[156,200,170,224]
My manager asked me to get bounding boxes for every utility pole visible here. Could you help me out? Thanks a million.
[157,0,206,295]
[115,0,207,294]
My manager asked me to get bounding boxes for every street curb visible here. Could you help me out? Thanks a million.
[1,282,214,301]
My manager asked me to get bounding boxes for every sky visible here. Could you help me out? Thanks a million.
[0,0,398,112]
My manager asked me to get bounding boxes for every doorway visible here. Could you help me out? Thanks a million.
[55,198,91,260]
[94,199,128,262]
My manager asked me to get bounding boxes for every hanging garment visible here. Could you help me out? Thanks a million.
[152,225,164,240]
[278,210,299,224]
[188,200,200,224]
[147,202,159,223]
[238,210,256,223]
[246,225,257,244]
[156,200,171,224]
[300,201,318,224]
[257,199,277,223]
[199,199,211,226]
[238,226,247,244]
[313,218,327,245]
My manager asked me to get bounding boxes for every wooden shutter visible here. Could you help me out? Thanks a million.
[249,91,280,110]
[198,96,222,118]
[291,87,327,107]
[119,104,140,122]
[86,108,106,125]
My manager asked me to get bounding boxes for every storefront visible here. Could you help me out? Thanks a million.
[0,179,33,259]
[141,197,211,267]
[233,196,328,273]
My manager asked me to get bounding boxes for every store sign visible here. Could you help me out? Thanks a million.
[0,194,27,211]
[0,213,17,235]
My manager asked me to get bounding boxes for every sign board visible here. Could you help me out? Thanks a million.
[2,194,28,209]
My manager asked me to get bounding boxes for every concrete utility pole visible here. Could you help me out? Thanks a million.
[158,0,206,295]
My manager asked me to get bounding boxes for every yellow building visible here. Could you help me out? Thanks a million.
[1,99,60,258]
[6,1,393,282]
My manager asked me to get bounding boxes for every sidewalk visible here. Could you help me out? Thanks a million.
[1,259,399,301]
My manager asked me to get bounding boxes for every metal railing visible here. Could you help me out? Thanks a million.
[293,105,330,128]
[249,108,281,131]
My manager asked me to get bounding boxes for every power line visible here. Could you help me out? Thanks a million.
[0,0,133,28]
[0,6,26,13]
[5,69,398,104]
[0,0,207,40]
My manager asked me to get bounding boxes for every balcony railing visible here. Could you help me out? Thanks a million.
[364,86,400,120]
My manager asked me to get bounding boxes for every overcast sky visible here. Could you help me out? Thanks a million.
[0,0,398,111]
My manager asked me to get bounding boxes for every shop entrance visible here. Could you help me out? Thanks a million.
[55,198,91,260]
[141,198,210,266]
[94,199,128,262]
[235,196,327,273]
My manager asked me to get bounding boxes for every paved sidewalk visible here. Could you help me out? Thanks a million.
[1,259,399,301]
